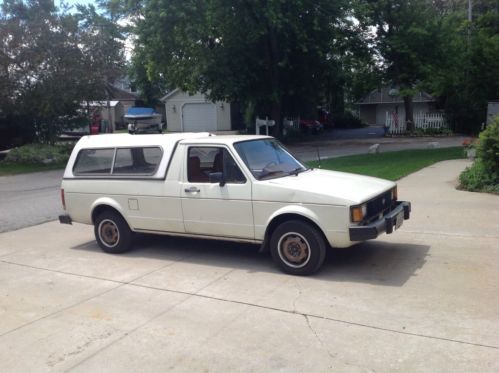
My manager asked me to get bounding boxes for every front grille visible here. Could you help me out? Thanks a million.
[364,191,395,224]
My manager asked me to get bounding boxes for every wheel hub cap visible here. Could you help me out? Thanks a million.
[101,221,119,246]
[281,236,308,264]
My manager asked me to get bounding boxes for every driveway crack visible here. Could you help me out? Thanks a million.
[304,314,336,361]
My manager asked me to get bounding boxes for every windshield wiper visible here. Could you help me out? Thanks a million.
[289,167,307,176]
[259,170,288,180]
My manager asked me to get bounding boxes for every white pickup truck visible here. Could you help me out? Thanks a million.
[59,133,410,275]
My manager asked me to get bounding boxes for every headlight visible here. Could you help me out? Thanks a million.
[351,204,367,223]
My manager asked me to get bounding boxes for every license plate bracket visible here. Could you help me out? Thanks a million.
[394,210,404,230]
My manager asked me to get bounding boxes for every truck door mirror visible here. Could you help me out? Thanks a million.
[209,172,225,187]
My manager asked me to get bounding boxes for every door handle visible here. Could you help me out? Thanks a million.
[184,186,200,193]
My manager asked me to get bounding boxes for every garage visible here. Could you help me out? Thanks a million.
[161,89,232,132]
[182,103,217,132]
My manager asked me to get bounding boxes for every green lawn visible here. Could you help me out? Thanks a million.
[307,147,464,181]
[0,162,65,176]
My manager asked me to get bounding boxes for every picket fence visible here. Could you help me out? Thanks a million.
[386,112,447,134]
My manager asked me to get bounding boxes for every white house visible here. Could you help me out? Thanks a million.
[487,101,499,125]
[161,89,232,132]
[357,87,437,126]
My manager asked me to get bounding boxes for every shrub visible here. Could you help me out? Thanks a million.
[4,143,73,164]
[459,116,499,193]
[477,116,499,177]
[459,161,499,193]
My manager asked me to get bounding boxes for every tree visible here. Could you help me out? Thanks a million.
[132,0,353,136]
[365,0,445,132]
[428,0,499,133]
[0,0,126,144]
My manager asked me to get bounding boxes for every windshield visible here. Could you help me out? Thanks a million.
[234,139,308,180]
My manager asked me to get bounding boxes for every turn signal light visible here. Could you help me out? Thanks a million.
[351,204,367,223]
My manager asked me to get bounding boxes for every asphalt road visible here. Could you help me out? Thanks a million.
[0,170,64,233]
[0,160,498,371]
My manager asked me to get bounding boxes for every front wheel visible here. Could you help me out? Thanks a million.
[94,210,133,254]
[270,220,326,275]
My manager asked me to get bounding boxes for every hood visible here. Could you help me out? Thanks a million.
[257,169,395,205]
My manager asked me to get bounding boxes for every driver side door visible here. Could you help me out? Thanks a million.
[180,145,254,239]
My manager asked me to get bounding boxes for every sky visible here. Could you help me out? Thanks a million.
[55,0,99,10]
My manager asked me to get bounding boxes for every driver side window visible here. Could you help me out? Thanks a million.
[187,147,246,184]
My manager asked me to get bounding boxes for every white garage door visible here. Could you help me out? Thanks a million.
[182,103,217,132]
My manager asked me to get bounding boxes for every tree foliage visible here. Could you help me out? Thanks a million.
[363,0,446,131]
[0,0,126,144]
[428,0,499,133]
[133,0,367,134]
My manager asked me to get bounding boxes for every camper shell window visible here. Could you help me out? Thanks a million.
[73,147,163,176]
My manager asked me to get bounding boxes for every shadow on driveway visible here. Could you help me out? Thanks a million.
[71,234,429,287]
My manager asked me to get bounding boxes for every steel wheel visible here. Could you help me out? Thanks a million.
[277,232,311,269]
[98,219,120,248]
[270,220,326,275]
[94,210,133,254]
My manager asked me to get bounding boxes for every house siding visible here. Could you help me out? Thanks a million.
[366,102,433,126]
[164,91,231,132]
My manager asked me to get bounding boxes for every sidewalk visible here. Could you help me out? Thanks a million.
[287,135,467,161]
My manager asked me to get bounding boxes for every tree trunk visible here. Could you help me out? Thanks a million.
[403,95,414,132]
[267,26,282,138]
[271,101,282,138]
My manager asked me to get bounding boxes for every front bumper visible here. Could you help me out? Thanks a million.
[349,201,411,241]
[59,214,72,225]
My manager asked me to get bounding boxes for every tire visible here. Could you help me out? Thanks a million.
[94,210,133,254]
[270,220,326,275]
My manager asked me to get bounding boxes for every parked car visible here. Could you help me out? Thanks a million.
[299,119,324,134]
[59,133,411,275]
[317,108,334,129]
[125,107,163,134]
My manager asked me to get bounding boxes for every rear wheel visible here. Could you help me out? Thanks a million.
[94,210,133,254]
[270,220,326,275]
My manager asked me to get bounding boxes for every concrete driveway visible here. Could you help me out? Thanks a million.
[0,160,498,372]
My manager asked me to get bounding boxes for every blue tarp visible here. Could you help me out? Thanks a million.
[125,107,156,117]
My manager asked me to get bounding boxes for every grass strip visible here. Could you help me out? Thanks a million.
[307,147,464,180]
[0,162,65,176]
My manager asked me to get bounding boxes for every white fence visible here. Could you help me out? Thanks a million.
[386,112,447,134]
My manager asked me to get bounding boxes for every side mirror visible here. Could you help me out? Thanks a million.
[209,172,226,186]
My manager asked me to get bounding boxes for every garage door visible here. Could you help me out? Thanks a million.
[182,103,217,132]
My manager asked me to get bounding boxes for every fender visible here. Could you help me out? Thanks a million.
[90,197,131,226]
[265,204,323,229]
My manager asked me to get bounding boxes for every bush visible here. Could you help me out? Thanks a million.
[477,116,499,177]
[459,117,499,193]
[0,117,35,150]
[4,143,73,164]
[333,112,366,129]
[459,161,499,193]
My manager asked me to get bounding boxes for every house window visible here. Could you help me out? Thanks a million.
[187,147,246,183]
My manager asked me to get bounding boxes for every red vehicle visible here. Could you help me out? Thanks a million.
[299,119,324,134]
[317,108,334,129]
